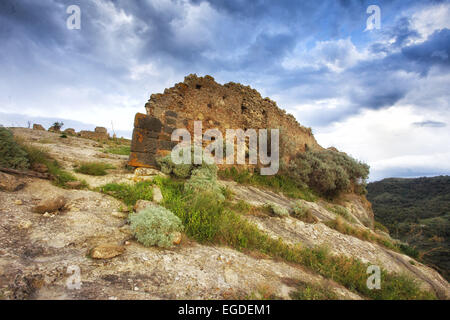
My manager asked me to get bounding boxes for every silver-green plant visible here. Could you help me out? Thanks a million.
[129,206,184,248]
[267,202,289,217]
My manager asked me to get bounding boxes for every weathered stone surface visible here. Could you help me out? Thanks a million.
[134,167,162,176]
[79,128,109,141]
[158,140,177,151]
[152,186,163,204]
[32,124,45,131]
[0,172,26,192]
[90,244,125,259]
[128,151,157,168]
[130,129,158,153]
[165,110,178,118]
[95,127,107,134]
[32,196,66,214]
[64,128,76,135]
[134,113,162,132]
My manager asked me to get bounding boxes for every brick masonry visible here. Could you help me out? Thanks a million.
[128,74,323,168]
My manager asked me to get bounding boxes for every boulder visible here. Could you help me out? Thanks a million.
[90,244,125,259]
[32,124,45,131]
[32,196,67,214]
[0,172,26,192]
[64,128,76,135]
[95,127,108,134]
[153,186,163,204]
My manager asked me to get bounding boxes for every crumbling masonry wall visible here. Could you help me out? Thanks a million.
[129,74,322,168]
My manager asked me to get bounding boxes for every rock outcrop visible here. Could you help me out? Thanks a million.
[32,124,45,131]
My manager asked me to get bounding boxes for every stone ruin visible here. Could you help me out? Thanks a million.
[129,74,322,169]
[32,124,110,141]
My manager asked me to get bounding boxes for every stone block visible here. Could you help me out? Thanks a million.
[134,113,162,132]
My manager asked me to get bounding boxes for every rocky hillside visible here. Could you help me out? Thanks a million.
[0,127,448,300]
[367,176,450,281]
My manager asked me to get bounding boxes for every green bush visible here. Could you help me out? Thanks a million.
[18,142,81,188]
[0,127,29,169]
[75,162,115,176]
[328,204,356,223]
[156,147,216,179]
[184,166,224,201]
[290,281,337,300]
[265,203,289,217]
[288,149,369,198]
[129,206,183,248]
[292,201,318,223]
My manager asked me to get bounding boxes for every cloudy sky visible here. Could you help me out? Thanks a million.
[0,0,449,181]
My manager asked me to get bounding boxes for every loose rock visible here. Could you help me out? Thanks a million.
[32,196,67,214]
[90,244,125,259]
[0,172,26,192]
[152,186,163,204]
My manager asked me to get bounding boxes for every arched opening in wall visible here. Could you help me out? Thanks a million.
[241,104,247,113]
[207,103,212,109]
[196,84,202,89]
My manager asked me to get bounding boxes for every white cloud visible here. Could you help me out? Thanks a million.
[282,38,370,72]
[410,3,450,43]
[315,105,450,181]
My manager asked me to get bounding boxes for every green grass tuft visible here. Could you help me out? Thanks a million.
[75,162,115,176]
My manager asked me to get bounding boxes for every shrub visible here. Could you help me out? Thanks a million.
[265,203,289,217]
[327,204,356,223]
[290,281,337,300]
[18,142,81,188]
[156,147,216,179]
[287,149,369,198]
[0,127,29,169]
[184,164,225,201]
[75,162,115,176]
[374,220,389,234]
[129,206,183,248]
[399,244,420,259]
[292,201,318,223]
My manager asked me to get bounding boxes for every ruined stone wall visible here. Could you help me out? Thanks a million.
[129,74,322,168]
[78,127,110,141]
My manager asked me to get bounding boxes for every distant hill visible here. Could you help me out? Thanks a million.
[367,176,450,281]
